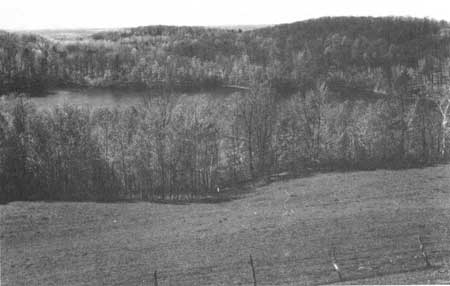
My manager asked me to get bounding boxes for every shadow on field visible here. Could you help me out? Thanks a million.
[126,184,257,205]
[2,187,252,205]
[146,196,236,205]
[171,185,256,204]
[322,265,441,285]
[262,160,449,189]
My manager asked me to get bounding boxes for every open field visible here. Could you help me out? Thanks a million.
[1,165,450,285]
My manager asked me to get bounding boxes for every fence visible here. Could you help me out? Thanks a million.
[108,234,449,286]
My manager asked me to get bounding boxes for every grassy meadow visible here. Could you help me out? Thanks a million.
[1,165,450,285]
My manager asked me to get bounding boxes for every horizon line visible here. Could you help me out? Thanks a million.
[4,15,449,33]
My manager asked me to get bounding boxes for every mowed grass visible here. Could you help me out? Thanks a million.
[1,165,450,285]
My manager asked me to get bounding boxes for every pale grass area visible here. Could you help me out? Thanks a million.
[1,165,450,285]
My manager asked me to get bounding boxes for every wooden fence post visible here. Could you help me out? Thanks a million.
[331,247,343,281]
[418,235,431,267]
[249,254,257,286]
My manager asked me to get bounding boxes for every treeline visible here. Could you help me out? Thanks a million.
[1,17,450,95]
[1,56,449,203]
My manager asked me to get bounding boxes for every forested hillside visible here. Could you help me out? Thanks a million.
[2,17,450,93]
[1,17,450,202]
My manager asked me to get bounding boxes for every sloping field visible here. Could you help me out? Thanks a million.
[1,165,450,285]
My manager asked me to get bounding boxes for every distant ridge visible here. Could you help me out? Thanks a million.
[16,16,450,41]
[211,24,271,31]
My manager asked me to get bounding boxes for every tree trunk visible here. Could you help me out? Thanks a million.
[441,113,448,158]
[421,110,428,162]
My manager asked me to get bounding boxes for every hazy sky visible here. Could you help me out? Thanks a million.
[2,0,450,30]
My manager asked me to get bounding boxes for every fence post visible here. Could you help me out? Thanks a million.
[330,247,343,281]
[154,270,158,286]
[418,235,431,267]
[249,254,257,286]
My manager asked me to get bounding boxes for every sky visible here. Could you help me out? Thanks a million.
[1,0,450,30]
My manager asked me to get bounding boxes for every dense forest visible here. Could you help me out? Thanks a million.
[1,17,450,202]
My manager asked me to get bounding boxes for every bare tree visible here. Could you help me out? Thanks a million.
[145,94,177,199]
[300,81,327,163]
[235,79,275,178]
[420,57,450,159]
